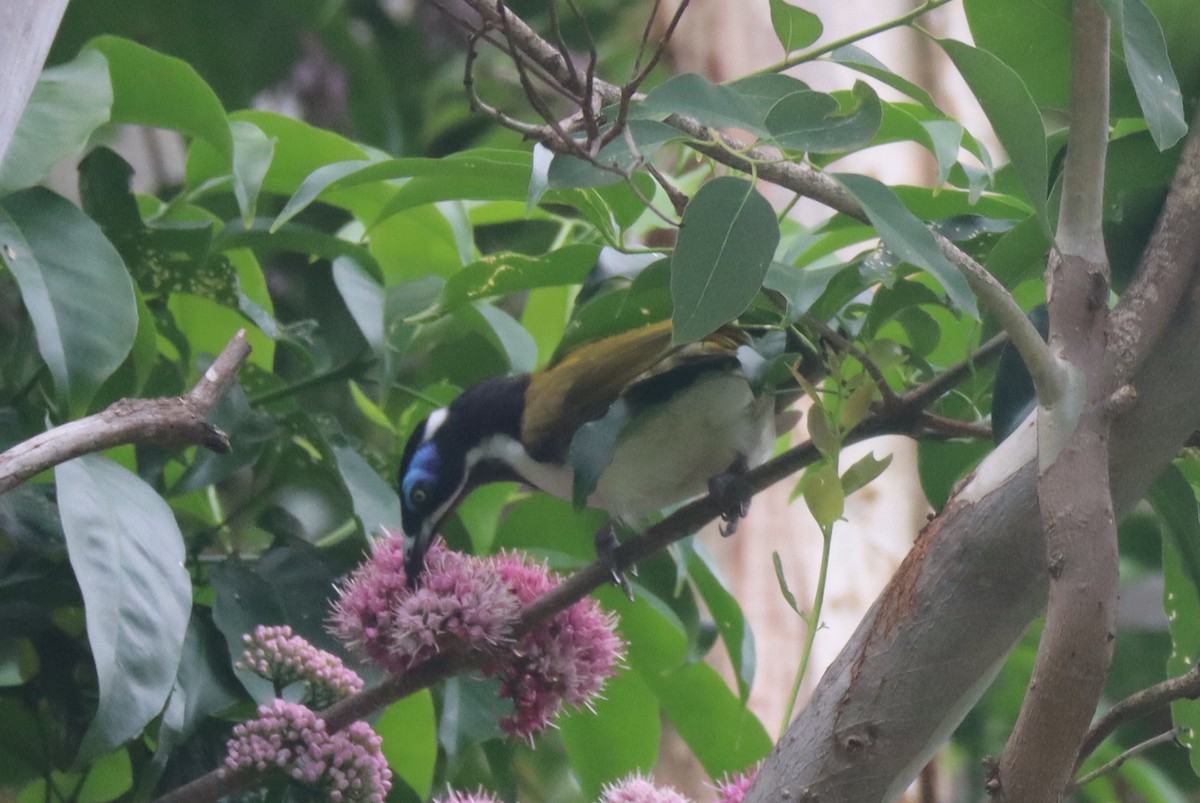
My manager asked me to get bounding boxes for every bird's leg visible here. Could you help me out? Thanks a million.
[708,454,752,537]
[593,521,635,600]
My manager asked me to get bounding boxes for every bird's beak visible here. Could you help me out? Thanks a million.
[403,521,439,588]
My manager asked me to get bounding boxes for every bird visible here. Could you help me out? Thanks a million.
[397,319,785,584]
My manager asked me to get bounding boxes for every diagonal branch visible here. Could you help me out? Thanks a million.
[0,331,251,495]
[1107,105,1200,384]
[151,334,1002,803]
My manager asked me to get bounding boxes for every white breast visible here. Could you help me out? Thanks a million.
[593,372,775,522]
[474,371,776,525]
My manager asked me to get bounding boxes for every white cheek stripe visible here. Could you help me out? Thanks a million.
[422,408,449,441]
[472,435,575,501]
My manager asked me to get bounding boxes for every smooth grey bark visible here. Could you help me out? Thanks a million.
[0,0,69,164]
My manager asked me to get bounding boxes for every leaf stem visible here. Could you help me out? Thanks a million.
[779,523,834,737]
[751,0,955,78]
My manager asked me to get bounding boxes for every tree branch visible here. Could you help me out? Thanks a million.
[451,0,1055,415]
[991,2,1115,798]
[1071,729,1180,792]
[1107,105,1200,384]
[151,333,1002,803]
[0,330,252,495]
[1076,663,1200,769]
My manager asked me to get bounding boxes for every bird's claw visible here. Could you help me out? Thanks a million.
[708,455,752,538]
[594,522,634,601]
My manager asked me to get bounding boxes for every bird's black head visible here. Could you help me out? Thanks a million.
[398,376,529,583]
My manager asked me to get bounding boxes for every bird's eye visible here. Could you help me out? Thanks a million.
[409,484,430,506]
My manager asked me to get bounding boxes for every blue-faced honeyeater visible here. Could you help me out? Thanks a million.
[397,320,785,581]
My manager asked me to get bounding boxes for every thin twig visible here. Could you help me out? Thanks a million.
[1071,729,1180,791]
[465,29,557,139]
[804,315,900,409]
[1075,663,1200,768]
[750,0,956,78]
[646,162,689,216]
[629,0,690,88]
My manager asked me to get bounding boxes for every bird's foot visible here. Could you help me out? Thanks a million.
[594,522,634,600]
[708,455,752,538]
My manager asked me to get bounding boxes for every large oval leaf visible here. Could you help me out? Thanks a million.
[376,691,437,798]
[835,173,979,318]
[1101,0,1187,150]
[938,38,1049,234]
[85,36,231,162]
[0,188,137,414]
[763,81,882,154]
[671,177,780,343]
[1150,466,1200,775]
[0,49,113,194]
[560,669,661,798]
[56,455,191,763]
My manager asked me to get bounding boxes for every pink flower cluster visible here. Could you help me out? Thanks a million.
[433,767,756,803]
[224,699,391,803]
[599,773,691,803]
[435,790,502,803]
[491,551,626,738]
[330,537,517,674]
[238,624,364,708]
[329,532,625,738]
[713,768,756,803]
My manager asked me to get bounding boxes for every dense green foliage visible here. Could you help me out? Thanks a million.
[2,0,1200,800]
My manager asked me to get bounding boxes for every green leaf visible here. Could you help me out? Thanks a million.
[725,74,812,124]
[332,445,402,539]
[918,439,992,510]
[772,552,802,615]
[1155,467,1200,776]
[769,0,823,53]
[764,81,882,154]
[376,691,437,798]
[560,670,660,798]
[923,120,967,186]
[763,259,846,320]
[831,45,939,112]
[570,400,631,508]
[85,36,231,162]
[671,177,780,342]
[230,121,275,227]
[371,149,534,227]
[472,304,537,374]
[271,159,375,231]
[805,404,840,458]
[1102,0,1187,150]
[841,451,893,496]
[834,172,979,318]
[637,74,765,133]
[1148,465,1200,595]
[964,0,1071,111]
[803,461,844,529]
[686,546,756,701]
[211,549,346,699]
[0,188,137,414]
[938,38,1049,233]
[431,244,600,316]
[546,120,681,189]
[0,49,112,193]
[651,660,772,777]
[56,456,191,763]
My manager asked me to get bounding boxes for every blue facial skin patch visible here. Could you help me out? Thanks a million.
[403,442,440,506]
